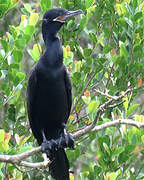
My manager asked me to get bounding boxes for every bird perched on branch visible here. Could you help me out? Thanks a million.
[27,8,83,180]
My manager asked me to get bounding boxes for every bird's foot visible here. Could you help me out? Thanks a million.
[41,139,58,159]
[58,133,74,149]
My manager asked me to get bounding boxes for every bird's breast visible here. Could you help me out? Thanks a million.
[34,63,68,128]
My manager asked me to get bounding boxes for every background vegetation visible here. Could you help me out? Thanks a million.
[0,0,144,179]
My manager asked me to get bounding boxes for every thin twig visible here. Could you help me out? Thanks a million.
[105,64,114,91]
[95,89,118,100]
[73,119,144,139]
[107,100,125,109]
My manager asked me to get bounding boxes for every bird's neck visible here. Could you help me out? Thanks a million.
[43,32,57,46]
[43,33,63,67]
[42,22,62,46]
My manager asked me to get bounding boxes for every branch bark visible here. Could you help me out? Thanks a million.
[0,119,143,168]
[0,88,139,169]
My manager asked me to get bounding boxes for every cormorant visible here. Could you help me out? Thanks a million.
[27,8,83,180]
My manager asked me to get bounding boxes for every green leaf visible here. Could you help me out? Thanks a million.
[0,39,8,52]
[0,129,5,142]
[75,45,84,59]
[16,72,25,82]
[32,43,42,61]
[75,61,82,72]
[112,135,121,145]
[22,34,31,44]
[103,45,114,54]
[63,46,67,58]
[24,25,35,36]
[133,12,142,22]
[133,45,142,59]
[0,1,11,18]
[112,147,125,157]
[29,13,39,26]
[84,48,92,57]
[89,32,97,43]
[103,27,111,38]
[88,101,100,114]
[94,166,102,176]
[23,3,32,13]
[15,38,26,49]
[125,144,135,154]
[85,0,94,8]
[98,135,110,148]
[123,94,129,112]
[103,142,110,155]
[66,20,74,29]
[39,0,52,12]
[141,149,144,155]
[115,3,127,16]
[126,104,139,118]
[13,50,24,63]
[9,25,17,39]
[28,43,41,61]
[141,135,144,145]
[108,172,118,180]
[120,44,129,58]
[118,152,129,164]
[87,5,95,18]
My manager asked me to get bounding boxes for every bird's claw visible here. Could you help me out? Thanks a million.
[41,133,74,159]
[58,133,74,149]
[41,139,58,152]
[58,136,67,148]
[66,133,74,149]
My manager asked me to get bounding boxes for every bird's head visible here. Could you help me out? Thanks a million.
[42,8,83,40]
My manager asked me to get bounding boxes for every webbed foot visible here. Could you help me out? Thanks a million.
[41,139,58,160]
[58,133,74,149]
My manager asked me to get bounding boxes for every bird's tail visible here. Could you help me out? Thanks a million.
[49,148,70,180]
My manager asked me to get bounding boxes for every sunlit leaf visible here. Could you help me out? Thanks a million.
[29,13,39,25]
[88,101,100,114]
[24,3,32,13]
[0,129,5,142]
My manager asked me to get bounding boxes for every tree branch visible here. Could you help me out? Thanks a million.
[0,147,41,164]
[73,88,133,139]
[0,118,144,168]
[91,119,144,132]
[0,88,138,169]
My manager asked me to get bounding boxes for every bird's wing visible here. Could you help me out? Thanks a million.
[27,67,37,118]
[26,67,41,143]
[64,67,72,118]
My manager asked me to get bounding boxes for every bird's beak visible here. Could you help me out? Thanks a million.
[63,9,84,20]
[53,9,84,23]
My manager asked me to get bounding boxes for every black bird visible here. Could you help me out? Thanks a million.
[27,8,83,180]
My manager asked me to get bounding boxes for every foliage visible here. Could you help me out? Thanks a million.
[0,0,144,179]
